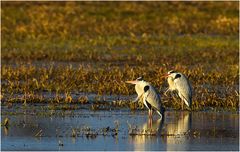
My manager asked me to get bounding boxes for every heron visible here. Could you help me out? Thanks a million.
[126,77,165,119]
[164,70,192,110]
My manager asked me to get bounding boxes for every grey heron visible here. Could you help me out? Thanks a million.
[126,77,165,119]
[164,70,192,110]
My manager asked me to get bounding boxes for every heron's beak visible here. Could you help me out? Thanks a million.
[162,74,170,78]
[125,80,137,84]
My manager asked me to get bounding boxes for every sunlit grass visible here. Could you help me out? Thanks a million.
[1,63,238,110]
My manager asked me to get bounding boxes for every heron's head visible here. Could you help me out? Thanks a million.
[167,70,176,75]
[125,77,144,85]
[164,70,178,79]
[163,70,177,77]
[166,70,183,81]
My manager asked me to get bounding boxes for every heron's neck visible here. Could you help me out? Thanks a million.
[167,77,175,90]
[135,84,143,96]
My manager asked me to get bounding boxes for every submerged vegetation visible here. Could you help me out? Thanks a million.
[1,2,239,110]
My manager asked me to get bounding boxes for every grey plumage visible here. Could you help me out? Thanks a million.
[126,77,164,118]
[165,70,193,109]
[143,84,161,112]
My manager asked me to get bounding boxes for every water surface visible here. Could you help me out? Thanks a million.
[1,104,239,151]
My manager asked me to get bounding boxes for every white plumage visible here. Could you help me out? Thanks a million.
[165,70,193,109]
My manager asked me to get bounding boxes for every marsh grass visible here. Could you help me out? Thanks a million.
[1,60,239,110]
[1,2,239,110]
[1,62,238,110]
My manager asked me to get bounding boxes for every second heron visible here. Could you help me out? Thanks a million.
[164,70,193,110]
[126,77,165,119]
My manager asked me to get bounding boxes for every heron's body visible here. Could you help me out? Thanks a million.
[126,77,164,119]
[165,71,192,109]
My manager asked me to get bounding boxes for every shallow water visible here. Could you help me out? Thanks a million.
[1,104,239,151]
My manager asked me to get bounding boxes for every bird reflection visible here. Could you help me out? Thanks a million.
[129,117,164,151]
[4,126,9,136]
[164,111,192,151]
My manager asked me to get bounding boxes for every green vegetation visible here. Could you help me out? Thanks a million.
[1,2,239,110]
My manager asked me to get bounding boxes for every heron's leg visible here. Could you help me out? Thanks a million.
[181,100,184,110]
[148,109,153,119]
[148,117,153,128]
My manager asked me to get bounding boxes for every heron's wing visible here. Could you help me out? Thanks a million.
[174,75,192,107]
[144,85,161,111]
